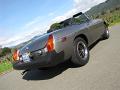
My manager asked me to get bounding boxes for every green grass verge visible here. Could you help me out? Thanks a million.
[0,60,13,74]
[109,19,120,26]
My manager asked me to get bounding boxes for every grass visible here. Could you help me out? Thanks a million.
[0,58,13,74]
[109,19,120,26]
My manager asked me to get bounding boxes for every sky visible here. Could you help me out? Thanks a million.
[0,0,106,47]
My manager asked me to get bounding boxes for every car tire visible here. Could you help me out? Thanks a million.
[102,29,109,40]
[71,37,89,66]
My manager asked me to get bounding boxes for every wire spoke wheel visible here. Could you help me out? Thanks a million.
[77,41,88,60]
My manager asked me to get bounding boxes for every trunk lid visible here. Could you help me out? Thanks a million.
[20,34,49,54]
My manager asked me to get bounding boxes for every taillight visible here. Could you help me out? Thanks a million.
[13,50,20,61]
[46,34,54,52]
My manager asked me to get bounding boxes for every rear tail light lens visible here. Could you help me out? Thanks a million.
[46,34,54,52]
[13,50,20,62]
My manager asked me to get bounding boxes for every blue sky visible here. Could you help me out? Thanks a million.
[0,0,106,47]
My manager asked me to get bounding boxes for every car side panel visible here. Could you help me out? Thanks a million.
[53,19,106,61]
[87,19,105,44]
[53,27,74,60]
[53,22,90,60]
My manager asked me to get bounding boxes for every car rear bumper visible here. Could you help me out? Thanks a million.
[13,51,64,70]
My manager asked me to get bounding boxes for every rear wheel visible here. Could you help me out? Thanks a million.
[71,37,89,66]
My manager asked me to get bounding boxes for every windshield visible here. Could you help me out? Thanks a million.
[72,14,89,24]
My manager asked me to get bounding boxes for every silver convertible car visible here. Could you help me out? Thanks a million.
[12,12,109,70]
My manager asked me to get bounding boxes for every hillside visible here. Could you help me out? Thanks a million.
[86,0,120,16]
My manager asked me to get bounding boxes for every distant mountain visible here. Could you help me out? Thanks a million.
[86,0,120,16]
[12,41,28,49]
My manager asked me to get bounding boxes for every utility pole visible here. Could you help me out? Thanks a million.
[0,45,2,53]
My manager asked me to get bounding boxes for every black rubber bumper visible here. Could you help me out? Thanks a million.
[13,51,64,70]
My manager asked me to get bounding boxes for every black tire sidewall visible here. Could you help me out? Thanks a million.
[103,29,109,39]
[71,38,89,66]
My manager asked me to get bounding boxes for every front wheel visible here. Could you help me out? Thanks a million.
[102,29,110,40]
[71,37,89,66]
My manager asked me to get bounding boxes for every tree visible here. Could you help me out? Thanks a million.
[0,47,11,57]
[47,23,62,33]
[101,11,106,15]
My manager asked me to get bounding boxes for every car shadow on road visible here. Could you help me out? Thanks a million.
[22,39,100,81]
[22,60,77,81]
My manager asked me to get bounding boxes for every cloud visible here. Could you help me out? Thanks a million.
[74,0,106,11]
[52,0,106,22]
[1,16,50,47]
[52,8,78,23]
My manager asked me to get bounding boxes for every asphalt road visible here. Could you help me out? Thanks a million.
[0,24,120,90]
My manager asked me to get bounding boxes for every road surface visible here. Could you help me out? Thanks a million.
[0,24,120,90]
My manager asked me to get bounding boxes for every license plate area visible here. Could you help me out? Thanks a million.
[22,53,31,63]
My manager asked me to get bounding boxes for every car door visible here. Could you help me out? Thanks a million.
[86,20,102,44]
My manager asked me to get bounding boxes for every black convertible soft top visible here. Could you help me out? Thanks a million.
[59,12,83,25]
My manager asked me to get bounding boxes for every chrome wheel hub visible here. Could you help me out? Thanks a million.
[77,41,88,60]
